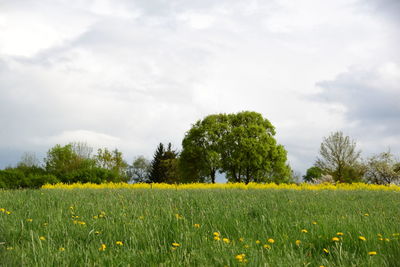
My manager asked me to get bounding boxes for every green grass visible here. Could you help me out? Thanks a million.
[1,189,399,266]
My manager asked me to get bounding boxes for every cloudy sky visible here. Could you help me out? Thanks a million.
[1,0,399,177]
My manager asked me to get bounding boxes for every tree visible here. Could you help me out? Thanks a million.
[95,148,128,180]
[315,131,362,182]
[180,111,292,184]
[149,143,165,183]
[129,156,151,183]
[303,166,323,182]
[18,152,41,168]
[364,151,400,184]
[180,114,228,183]
[161,143,179,183]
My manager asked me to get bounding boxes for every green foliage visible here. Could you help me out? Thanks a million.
[0,168,59,189]
[180,111,292,183]
[316,131,362,183]
[128,156,151,183]
[150,143,179,183]
[95,148,128,181]
[303,166,323,182]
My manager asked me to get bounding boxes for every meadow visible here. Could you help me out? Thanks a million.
[1,184,399,266]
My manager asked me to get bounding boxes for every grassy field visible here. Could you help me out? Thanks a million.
[1,187,399,266]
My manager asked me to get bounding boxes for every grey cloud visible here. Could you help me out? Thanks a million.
[315,64,400,155]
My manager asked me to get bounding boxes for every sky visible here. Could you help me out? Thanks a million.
[0,0,399,178]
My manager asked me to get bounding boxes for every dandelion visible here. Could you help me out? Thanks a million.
[244,244,249,248]
[99,244,106,251]
[39,236,46,241]
[263,244,271,249]
[368,251,377,256]
[213,232,220,237]
[223,238,230,244]
[6,211,11,215]
[267,238,275,244]
[384,238,390,242]
[26,218,33,222]
[194,224,200,228]
[214,236,221,241]
[364,213,369,216]
[6,247,13,250]
[359,236,367,241]
[255,240,261,244]
[93,216,98,219]
[175,214,183,219]
[43,223,48,227]
[312,221,317,225]
[295,240,301,246]
[332,237,340,242]
[116,241,123,246]
[323,248,329,254]
[336,232,344,236]
[235,254,247,263]
[59,247,65,252]
[95,231,101,235]
[172,242,180,247]
[301,229,308,233]
[0,208,5,212]
[238,237,244,242]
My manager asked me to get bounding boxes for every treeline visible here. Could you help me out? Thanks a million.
[303,131,400,185]
[1,111,399,189]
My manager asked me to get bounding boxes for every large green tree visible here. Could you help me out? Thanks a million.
[180,114,229,183]
[180,111,292,183]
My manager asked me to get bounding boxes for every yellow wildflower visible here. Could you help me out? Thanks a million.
[364,213,369,216]
[359,236,367,241]
[255,240,261,244]
[223,238,230,244]
[6,211,11,215]
[301,229,308,233]
[39,236,46,241]
[263,244,271,249]
[116,241,123,246]
[295,240,301,246]
[385,238,390,242]
[95,231,101,235]
[213,232,220,237]
[194,224,200,228]
[244,244,249,248]
[332,237,340,242]
[323,248,329,254]
[99,244,106,251]
[312,221,317,225]
[175,214,183,219]
[172,242,180,247]
[368,251,377,256]
[267,238,275,244]
[93,216,98,219]
[238,237,244,242]
[26,218,33,222]
[0,208,5,212]
[6,247,13,250]
[336,232,344,236]
[235,254,247,263]
[214,236,221,241]
[59,247,65,252]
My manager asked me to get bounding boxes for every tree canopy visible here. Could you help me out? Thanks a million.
[180,111,292,183]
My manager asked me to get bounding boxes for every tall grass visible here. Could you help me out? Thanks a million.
[1,189,399,266]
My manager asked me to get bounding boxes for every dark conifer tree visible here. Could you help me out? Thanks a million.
[149,143,165,183]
